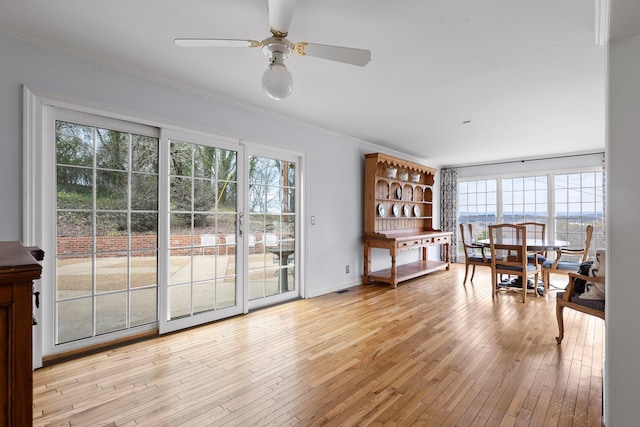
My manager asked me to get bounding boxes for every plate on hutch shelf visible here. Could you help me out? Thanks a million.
[392,204,400,217]
[378,203,386,217]
[396,187,402,199]
[403,204,410,217]
[413,205,420,217]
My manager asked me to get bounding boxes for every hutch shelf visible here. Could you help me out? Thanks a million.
[363,152,451,287]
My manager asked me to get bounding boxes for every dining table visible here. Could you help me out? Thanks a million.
[476,238,570,294]
[476,238,570,252]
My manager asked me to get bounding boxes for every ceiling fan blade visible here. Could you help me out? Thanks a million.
[293,43,371,66]
[268,0,297,36]
[174,38,261,48]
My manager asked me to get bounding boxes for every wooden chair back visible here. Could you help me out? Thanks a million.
[542,225,595,291]
[489,224,539,302]
[459,223,490,284]
[459,223,478,256]
[518,222,546,241]
[489,224,527,269]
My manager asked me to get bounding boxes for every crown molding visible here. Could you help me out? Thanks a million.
[595,0,611,45]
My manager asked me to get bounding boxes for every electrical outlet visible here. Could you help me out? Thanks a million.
[345,264,349,274]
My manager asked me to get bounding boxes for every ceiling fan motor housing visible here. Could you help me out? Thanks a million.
[262,36,293,62]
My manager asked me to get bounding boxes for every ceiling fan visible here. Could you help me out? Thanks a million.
[174,0,371,100]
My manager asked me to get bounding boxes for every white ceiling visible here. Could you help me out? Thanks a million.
[1,0,636,167]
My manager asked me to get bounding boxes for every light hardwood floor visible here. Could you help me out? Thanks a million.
[33,264,604,426]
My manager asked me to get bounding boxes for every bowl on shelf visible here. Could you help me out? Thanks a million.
[386,167,397,179]
[398,171,409,181]
[410,173,421,183]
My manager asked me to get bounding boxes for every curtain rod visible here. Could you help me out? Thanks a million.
[450,151,604,169]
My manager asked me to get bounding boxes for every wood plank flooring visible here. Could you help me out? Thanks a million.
[33,264,604,426]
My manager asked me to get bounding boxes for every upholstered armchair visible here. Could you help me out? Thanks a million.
[556,249,605,344]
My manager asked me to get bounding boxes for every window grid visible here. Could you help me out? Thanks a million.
[502,175,548,226]
[55,121,159,345]
[554,171,604,259]
[457,179,497,245]
[458,170,604,260]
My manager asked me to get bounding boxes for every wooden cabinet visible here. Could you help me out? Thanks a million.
[363,153,451,287]
[0,241,43,426]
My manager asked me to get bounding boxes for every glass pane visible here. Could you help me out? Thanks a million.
[218,148,237,182]
[170,141,193,176]
[193,254,216,282]
[131,136,158,173]
[193,281,215,314]
[194,179,216,211]
[96,252,127,293]
[57,257,93,299]
[194,214,215,236]
[170,213,192,247]
[169,284,192,319]
[96,292,127,335]
[56,121,94,167]
[169,249,192,286]
[218,182,237,211]
[131,213,158,243]
[130,253,157,288]
[131,173,158,210]
[286,161,296,186]
[57,212,92,256]
[217,279,236,308]
[170,176,192,211]
[130,287,158,326]
[249,183,266,213]
[57,166,93,209]
[57,298,93,344]
[96,212,128,252]
[96,170,128,210]
[194,145,216,179]
[96,128,128,170]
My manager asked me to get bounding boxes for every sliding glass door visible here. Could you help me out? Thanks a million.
[28,93,302,362]
[246,149,300,310]
[160,131,245,333]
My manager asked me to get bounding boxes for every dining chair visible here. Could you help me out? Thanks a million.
[518,222,548,268]
[459,223,491,284]
[542,224,594,293]
[488,224,539,303]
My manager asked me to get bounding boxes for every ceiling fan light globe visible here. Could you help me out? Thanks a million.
[262,61,293,100]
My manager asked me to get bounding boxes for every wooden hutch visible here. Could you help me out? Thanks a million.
[363,153,451,287]
[0,241,43,426]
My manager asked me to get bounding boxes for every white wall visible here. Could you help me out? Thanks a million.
[0,32,420,298]
[607,32,640,426]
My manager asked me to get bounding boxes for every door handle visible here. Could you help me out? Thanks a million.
[239,212,244,237]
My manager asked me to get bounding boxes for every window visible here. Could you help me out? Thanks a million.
[457,168,604,259]
[458,179,497,242]
[554,171,604,258]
